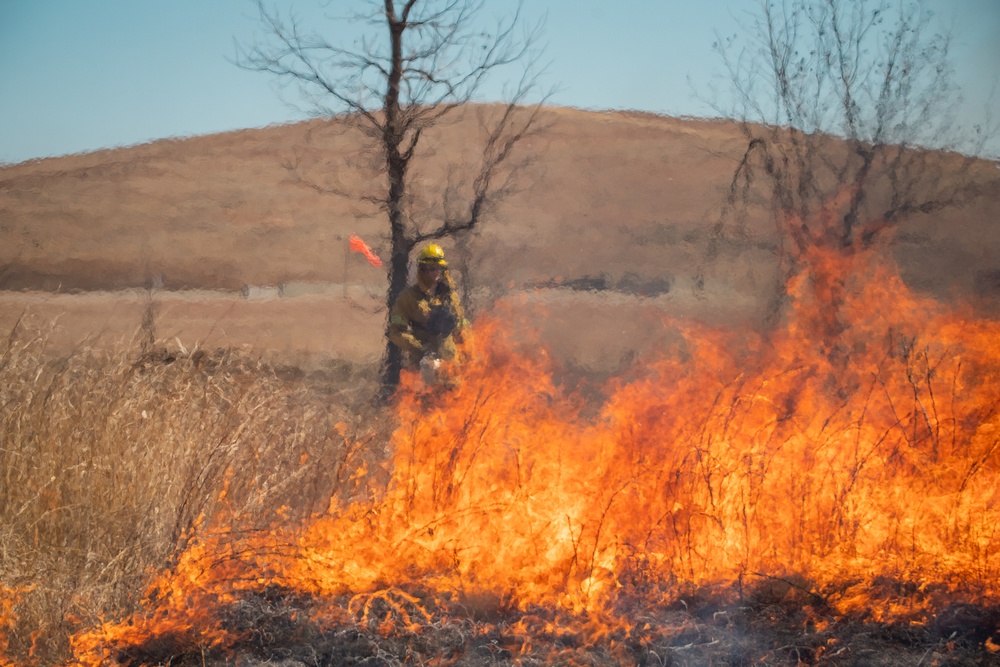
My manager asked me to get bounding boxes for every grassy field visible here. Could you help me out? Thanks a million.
[2,107,1000,665]
[5,287,1000,666]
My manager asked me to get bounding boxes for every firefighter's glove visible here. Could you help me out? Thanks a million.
[426,305,457,337]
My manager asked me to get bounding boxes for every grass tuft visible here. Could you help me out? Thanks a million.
[0,319,390,665]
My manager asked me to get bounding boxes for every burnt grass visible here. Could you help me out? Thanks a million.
[120,584,1000,667]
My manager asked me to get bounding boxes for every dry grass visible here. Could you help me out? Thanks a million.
[2,106,1000,666]
[0,316,390,665]
[3,312,1000,666]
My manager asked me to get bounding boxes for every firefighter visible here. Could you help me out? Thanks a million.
[388,243,467,381]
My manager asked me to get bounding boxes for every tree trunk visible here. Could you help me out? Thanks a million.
[378,7,410,399]
[379,231,411,399]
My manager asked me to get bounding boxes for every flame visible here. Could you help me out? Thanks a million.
[67,242,1000,664]
[1,587,28,667]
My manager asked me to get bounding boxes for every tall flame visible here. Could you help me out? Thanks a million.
[68,243,1000,664]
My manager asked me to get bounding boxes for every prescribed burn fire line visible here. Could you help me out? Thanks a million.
[62,247,1000,666]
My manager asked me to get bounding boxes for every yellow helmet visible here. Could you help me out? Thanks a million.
[417,243,447,267]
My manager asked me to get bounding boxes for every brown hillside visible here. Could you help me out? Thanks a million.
[1,106,998,370]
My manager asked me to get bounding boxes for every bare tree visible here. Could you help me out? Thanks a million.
[711,0,994,317]
[238,0,549,394]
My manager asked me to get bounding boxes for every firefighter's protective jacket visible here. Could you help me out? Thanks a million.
[388,279,466,367]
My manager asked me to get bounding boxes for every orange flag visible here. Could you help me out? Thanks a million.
[348,235,382,267]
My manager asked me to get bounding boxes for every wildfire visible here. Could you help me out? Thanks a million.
[66,244,1000,665]
[1,587,28,667]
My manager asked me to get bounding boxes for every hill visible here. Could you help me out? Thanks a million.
[1,106,998,371]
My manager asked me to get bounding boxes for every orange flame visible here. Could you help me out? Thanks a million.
[67,244,1000,665]
[1,587,28,667]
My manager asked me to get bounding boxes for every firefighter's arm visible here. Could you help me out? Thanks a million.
[388,292,426,354]
[389,313,425,354]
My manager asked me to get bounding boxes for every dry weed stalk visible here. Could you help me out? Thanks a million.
[0,318,388,665]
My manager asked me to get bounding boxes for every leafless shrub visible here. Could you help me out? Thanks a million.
[708,0,999,320]
[238,0,553,393]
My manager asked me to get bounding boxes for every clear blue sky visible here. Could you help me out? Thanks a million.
[1,0,997,165]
